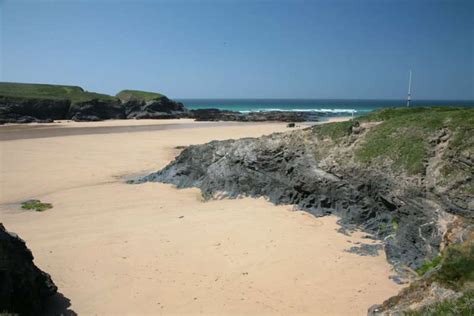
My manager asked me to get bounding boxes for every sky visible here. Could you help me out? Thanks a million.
[0,0,473,99]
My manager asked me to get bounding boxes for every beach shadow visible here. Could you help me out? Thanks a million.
[43,292,77,316]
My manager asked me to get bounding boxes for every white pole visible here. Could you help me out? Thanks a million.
[406,70,412,107]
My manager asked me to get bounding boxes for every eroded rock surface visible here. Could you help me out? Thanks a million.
[68,99,125,121]
[133,111,473,270]
[0,223,57,315]
[189,108,319,122]
[123,97,188,119]
[0,96,69,124]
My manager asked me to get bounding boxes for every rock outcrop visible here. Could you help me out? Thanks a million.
[0,223,57,315]
[132,107,473,315]
[122,96,188,119]
[189,108,319,122]
[68,99,126,121]
[0,95,189,124]
[132,108,473,271]
[0,83,192,124]
[0,96,70,124]
[134,131,442,269]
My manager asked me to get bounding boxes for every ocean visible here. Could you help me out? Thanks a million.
[177,99,474,118]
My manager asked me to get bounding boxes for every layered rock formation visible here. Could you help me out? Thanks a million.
[0,95,70,124]
[132,107,473,313]
[0,83,189,124]
[68,99,126,121]
[0,223,57,315]
[121,97,188,119]
[135,126,445,269]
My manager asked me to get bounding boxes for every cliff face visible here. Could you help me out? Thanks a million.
[0,95,70,123]
[0,83,189,123]
[0,94,188,123]
[122,96,188,119]
[68,99,126,121]
[0,224,57,315]
[132,107,473,313]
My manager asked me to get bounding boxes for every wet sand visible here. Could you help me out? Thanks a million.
[0,119,402,315]
[0,119,274,141]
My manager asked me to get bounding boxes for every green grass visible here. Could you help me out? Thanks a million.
[434,241,474,290]
[404,290,474,316]
[0,82,116,104]
[312,120,354,141]
[116,89,164,102]
[405,239,474,315]
[21,200,53,212]
[416,237,474,288]
[404,291,474,316]
[309,107,474,175]
[416,255,442,276]
[391,218,399,232]
[359,106,466,122]
[354,107,474,174]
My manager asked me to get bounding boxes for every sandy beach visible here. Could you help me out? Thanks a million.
[0,119,402,315]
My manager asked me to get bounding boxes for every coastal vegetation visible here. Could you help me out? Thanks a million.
[355,107,473,175]
[311,119,354,141]
[0,82,115,104]
[405,290,474,316]
[313,107,473,175]
[400,237,474,315]
[433,239,474,290]
[21,200,53,212]
[116,89,164,102]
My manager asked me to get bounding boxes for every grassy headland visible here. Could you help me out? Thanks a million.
[0,82,116,104]
[312,107,473,176]
[116,89,164,102]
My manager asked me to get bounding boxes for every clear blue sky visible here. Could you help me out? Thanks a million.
[1,0,473,99]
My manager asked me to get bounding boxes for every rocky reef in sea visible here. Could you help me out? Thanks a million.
[132,107,473,314]
[0,223,58,315]
[189,108,320,122]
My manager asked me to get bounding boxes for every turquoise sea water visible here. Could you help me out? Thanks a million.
[177,99,474,117]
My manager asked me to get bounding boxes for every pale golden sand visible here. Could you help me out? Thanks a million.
[0,119,402,315]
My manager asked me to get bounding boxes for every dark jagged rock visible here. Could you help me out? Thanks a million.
[0,96,69,124]
[189,108,319,122]
[0,223,57,315]
[133,134,440,268]
[0,94,189,123]
[135,138,427,268]
[345,244,384,256]
[0,83,191,123]
[123,96,188,119]
[132,108,473,271]
[67,99,125,121]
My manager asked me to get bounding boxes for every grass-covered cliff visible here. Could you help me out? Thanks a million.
[0,82,116,104]
[314,107,472,175]
[0,82,186,123]
[116,89,165,102]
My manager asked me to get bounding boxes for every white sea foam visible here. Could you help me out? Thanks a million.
[238,108,358,114]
